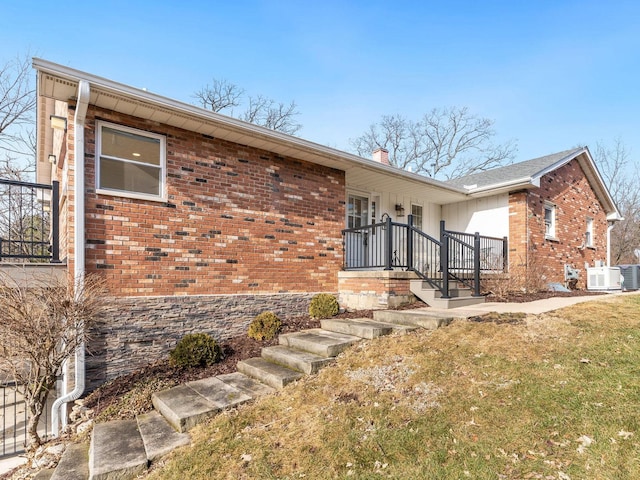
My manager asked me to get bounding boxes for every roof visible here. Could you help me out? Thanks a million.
[32,58,468,204]
[447,147,622,221]
[447,148,583,190]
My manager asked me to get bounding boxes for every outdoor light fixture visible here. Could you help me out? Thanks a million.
[395,204,405,216]
[48,154,57,164]
[50,115,67,131]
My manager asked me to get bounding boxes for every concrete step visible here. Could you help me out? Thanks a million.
[320,318,416,338]
[217,371,276,398]
[152,384,218,433]
[373,310,453,330]
[152,377,251,433]
[89,419,147,480]
[136,411,190,462]
[261,345,334,374]
[409,279,485,308]
[50,443,89,480]
[279,329,360,357]
[237,357,304,390]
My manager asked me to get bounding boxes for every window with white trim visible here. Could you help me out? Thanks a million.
[585,217,594,247]
[411,204,423,230]
[544,202,556,238]
[96,121,166,200]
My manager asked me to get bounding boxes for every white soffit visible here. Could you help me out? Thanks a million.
[34,58,468,203]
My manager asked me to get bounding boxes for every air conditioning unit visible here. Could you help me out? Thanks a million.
[587,267,622,291]
[617,265,640,291]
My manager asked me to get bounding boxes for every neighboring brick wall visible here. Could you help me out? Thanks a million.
[85,292,318,391]
[338,271,417,309]
[81,107,345,297]
[508,159,608,288]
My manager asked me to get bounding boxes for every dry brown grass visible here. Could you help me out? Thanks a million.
[147,294,640,479]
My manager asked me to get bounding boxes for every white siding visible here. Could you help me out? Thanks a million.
[441,194,509,238]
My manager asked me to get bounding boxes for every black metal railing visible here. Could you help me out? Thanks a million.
[342,216,508,298]
[0,179,59,263]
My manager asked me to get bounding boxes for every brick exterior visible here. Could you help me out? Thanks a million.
[508,159,608,288]
[76,107,345,296]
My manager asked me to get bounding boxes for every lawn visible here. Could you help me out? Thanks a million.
[146,295,640,479]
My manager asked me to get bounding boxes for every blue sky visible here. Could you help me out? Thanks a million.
[3,0,640,165]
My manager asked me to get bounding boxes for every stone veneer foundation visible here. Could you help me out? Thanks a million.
[85,292,319,391]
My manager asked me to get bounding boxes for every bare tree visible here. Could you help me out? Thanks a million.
[593,139,640,264]
[350,107,517,180]
[0,272,106,450]
[0,53,36,158]
[194,79,302,135]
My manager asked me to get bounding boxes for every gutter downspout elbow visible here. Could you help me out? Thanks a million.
[51,79,90,436]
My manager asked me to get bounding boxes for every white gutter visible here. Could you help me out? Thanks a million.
[51,79,90,436]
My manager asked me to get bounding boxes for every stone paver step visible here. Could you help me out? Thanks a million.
[279,329,360,357]
[217,372,276,398]
[152,384,219,433]
[321,318,417,338]
[261,345,334,374]
[136,411,190,462]
[50,443,89,480]
[237,357,304,390]
[187,377,252,411]
[89,419,147,480]
[373,310,453,329]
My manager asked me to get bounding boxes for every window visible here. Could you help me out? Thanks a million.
[411,204,423,230]
[585,217,594,247]
[96,121,166,200]
[544,202,556,238]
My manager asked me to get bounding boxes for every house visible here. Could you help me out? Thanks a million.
[26,58,620,391]
[444,148,621,289]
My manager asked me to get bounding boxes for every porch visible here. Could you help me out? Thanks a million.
[340,216,508,309]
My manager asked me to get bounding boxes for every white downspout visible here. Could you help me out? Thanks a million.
[607,222,614,267]
[51,80,90,436]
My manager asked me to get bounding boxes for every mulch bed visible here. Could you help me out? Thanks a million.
[485,289,606,303]
[83,306,422,418]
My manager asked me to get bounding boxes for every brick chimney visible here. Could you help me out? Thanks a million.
[372,148,389,165]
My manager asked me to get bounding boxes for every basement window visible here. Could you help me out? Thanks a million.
[544,202,556,239]
[96,121,166,201]
[585,217,594,247]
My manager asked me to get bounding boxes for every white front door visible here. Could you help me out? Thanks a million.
[346,194,370,267]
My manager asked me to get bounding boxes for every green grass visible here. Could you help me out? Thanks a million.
[147,295,640,479]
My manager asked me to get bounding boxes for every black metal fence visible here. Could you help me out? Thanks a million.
[0,179,59,263]
[0,379,53,458]
[342,216,508,298]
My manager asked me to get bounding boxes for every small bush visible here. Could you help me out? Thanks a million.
[248,311,282,341]
[309,293,339,319]
[169,333,222,368]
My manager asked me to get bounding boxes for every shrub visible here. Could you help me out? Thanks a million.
[248,311,282,341]
[169,333,222,368]
[309,293,339,319]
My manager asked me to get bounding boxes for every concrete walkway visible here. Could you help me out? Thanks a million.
[426,290,640,317]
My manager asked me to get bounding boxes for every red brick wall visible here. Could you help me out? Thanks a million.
[508,158,608,288]
[79,107,345,296]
